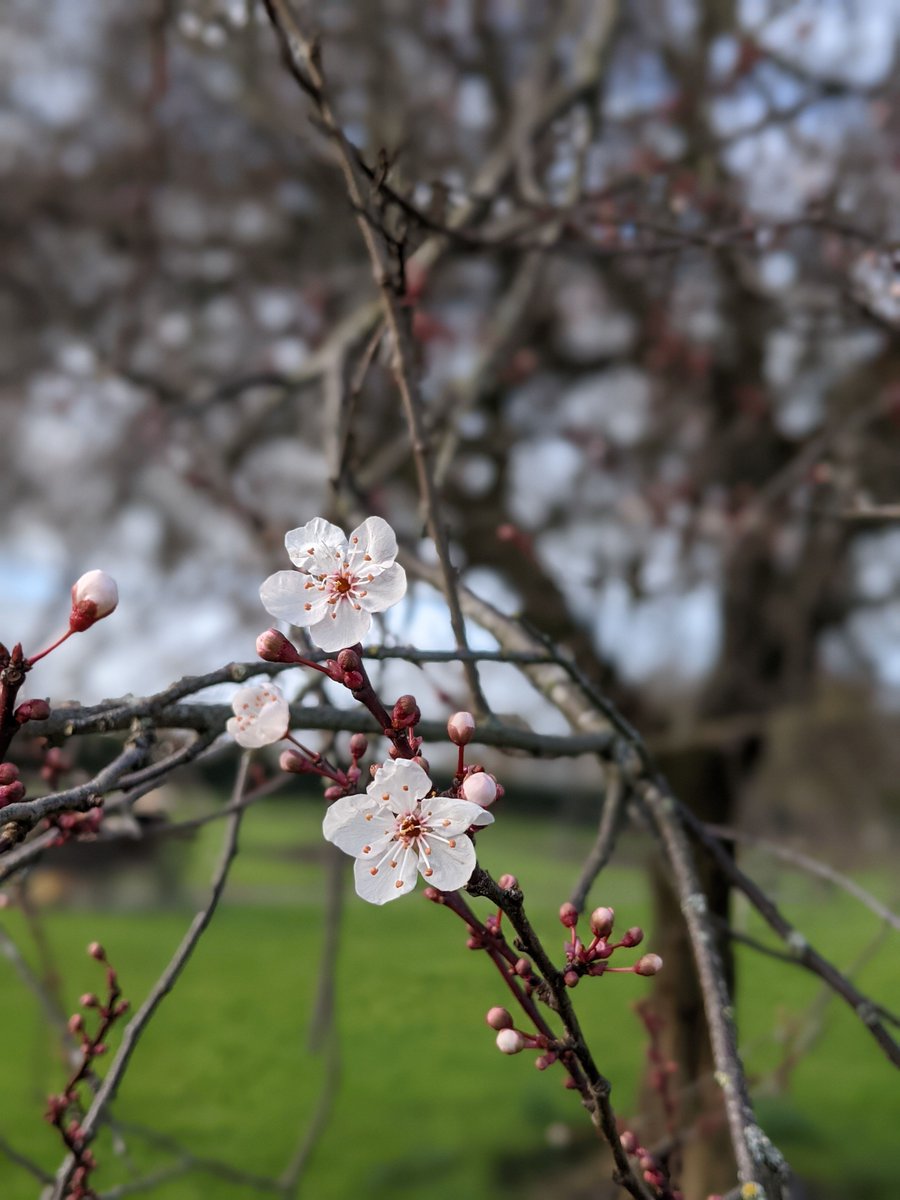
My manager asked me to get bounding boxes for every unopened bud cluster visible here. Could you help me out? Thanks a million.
[45,944,130,1200]
[619,1129,683,1198]
[557,903,661,985]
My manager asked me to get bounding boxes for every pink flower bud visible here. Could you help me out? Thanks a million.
[15,698,51,724]
[589,906,615,938]
[514,957,532,977]
[619,1130,639,1154]
[486,1006,513,1030]
[559,902,579,929]
[534,1054,556,1070]
[422,887,442,903]
[67,1013,84,1035]
[0,781,25,807]
[564,969,579,988]
[279,750,315,775]
[80,993,98,1008]
[461,772,497,808]
[349,733,368,759]
[69,570,118,632]
[323,785,344,801]
[337,648,362,674]
[391,694,420,729]
[498,873,518,890]
[256,628,303,663]
[634,953,664,976]
[447,711,475,746]
[0,763,19,785]
[87,942,105,961]
[620,926,644,948]
[495,1028,525,1054]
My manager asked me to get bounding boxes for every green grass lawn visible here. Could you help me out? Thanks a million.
[0,798,897,1198]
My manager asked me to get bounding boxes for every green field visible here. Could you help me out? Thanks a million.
[1,799,897,1198]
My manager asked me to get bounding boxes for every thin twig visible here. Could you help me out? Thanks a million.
[47,757,250,1200]
[569,765,629,913]
[706,824,900,932]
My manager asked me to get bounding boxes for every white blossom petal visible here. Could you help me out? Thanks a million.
[307,601,371,652]
[259,571,327,626]
[322,794,394,855]
[284,518,346,569]
[368,759,432,811]
[419,796,494,837]
[421,833,477,891]
[347,515,398,571]
[354,842,419,904]
[357,563,407,612]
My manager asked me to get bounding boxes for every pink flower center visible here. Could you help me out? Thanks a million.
[394,811,426,846]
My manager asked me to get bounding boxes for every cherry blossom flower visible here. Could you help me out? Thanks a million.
[259,516,406,652]
[226,683,290,748]
[323,759,493,904]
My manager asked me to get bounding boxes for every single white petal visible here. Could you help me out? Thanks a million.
[368,759,432,812]
[356,563,407,613]
[347,516,398,571]
[469,806,495,828]
[307,600,371,651]
[230,684,265,713]
[354,842,418,904]
[420,833,476,892]
[253,697,290,743]
[226,714,253,747]
[323,794,395,855]
[284,518,346,569]
[421,796,494,837]
[260,571,327,626]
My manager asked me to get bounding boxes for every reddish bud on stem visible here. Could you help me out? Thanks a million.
[0,781,25,807]
[256,628,303,663]
[634,953,664,977]
[447,711,475,746]
[69,570,118,632]
[391,694,420,729]
[589,906,615,938]
[15,698,51,723]
[279,750,315,775]
[559,902,579,929]
[486,1007,514,1030]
